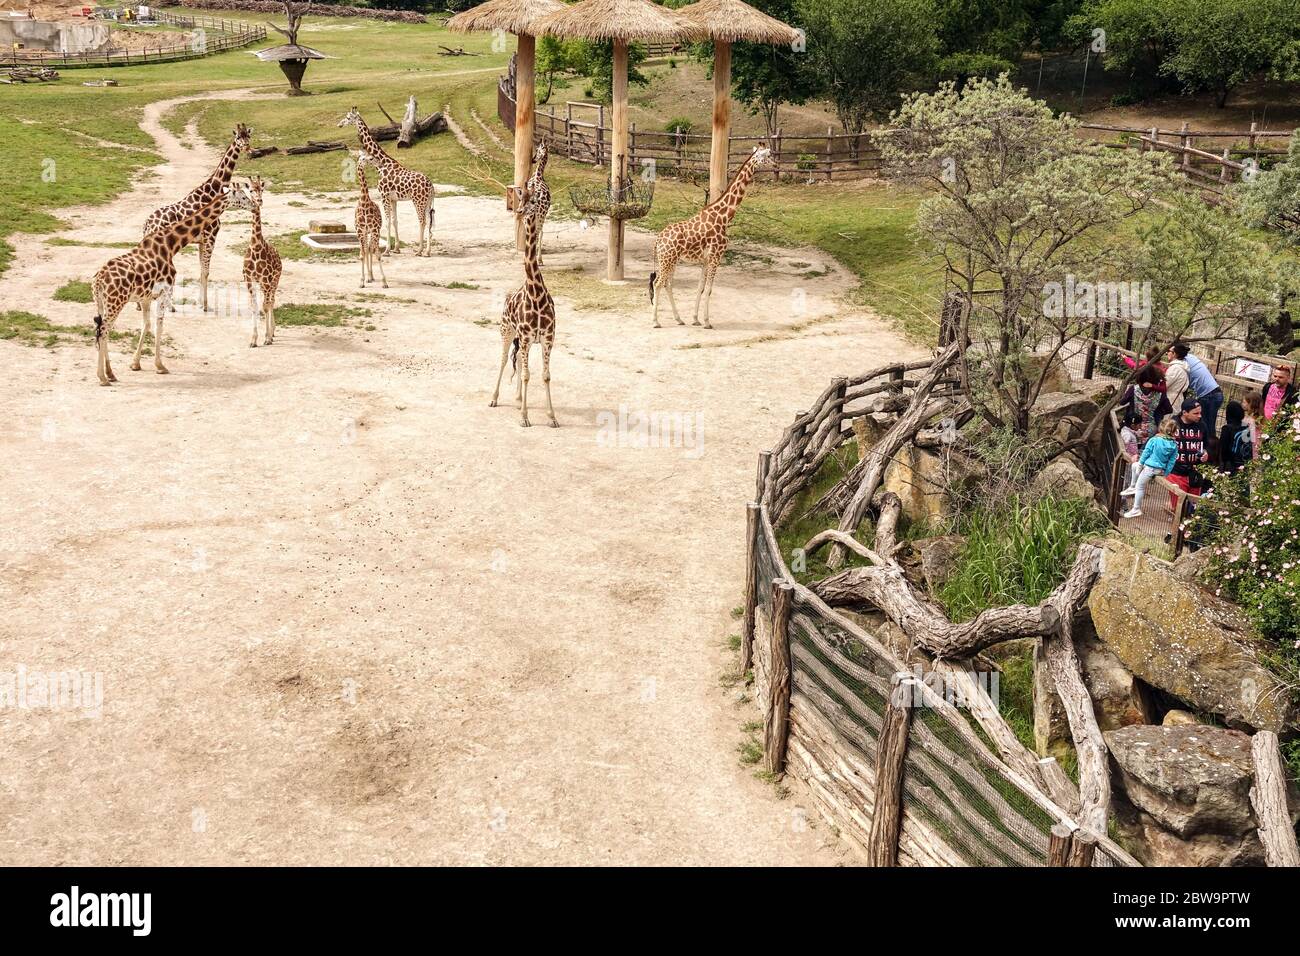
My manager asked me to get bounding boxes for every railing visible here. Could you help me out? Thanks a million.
[1079,122,1294,194]
[742,360,1139,866]
[498,76,881,182]
[4,12,266,68]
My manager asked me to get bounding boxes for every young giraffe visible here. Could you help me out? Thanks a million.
[242,176,282,348]
[490,183,557,428]
[91,189,232,385]
[143,123,252,312]
[355,152,389,289]
[337,107,435,257]
[524,139,550,264]
[649,144,774,330]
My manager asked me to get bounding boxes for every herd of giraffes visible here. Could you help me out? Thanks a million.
[87,107,776,428]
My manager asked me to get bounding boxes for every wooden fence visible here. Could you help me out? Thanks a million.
[1080,122,1294,194]
[498,75,880,182]
[743,360,1140,866]
[4,12,266,68]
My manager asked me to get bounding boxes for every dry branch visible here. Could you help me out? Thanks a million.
[1250,731,1300,867]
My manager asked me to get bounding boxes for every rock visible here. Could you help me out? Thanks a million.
[309,219,347,234]
[852,415,888,461]
[1033,612,1157,760]
[1171,547,1211,584]
[1031,458,1097,503]
[881,443,948,526]
[1163,709,1200,727]
[1087,539,1294,732]
[913,534,965,594]
[1105,724,1290,866]
[1024,353,1073,395]
[1031,391,1102,437]
[840,609,911,664]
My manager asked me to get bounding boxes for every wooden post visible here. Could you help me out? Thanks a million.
[708,40,732,203]
[1180,121,1190,170]
[513,33,536,251]
[1220,146,1231,183]
[1068,829,1098,867]
[741,502,760,674]
[825,125,833,181]
[1171,491,1189,557]
[1250,730,1300,867]
[773,126,783,181]
[1047,821,1074,866]
[762,580,793,776]
[607,39,628,281]
[866,675,917,866]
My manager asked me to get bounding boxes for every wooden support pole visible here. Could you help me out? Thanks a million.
[741,502,760,674]
[1068,828,1098,867]
[708,40,732,203]
[513,33,536,252]
[607,39,629,281]
[866,675,917,866]
[1250,730,1300,867]
[1048,821,1074,866]
[763,579,793,776]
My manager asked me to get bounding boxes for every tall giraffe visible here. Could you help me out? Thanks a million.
[91,188,232,385]
[143,123,252,312]
[337,107,435,257]
[355,152,388,289]
[648,145,774,330]
[524,139,550,264]
[242,176,282,348]
[490,182,557,428]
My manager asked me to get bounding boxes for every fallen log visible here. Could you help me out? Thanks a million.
[249,145,280,159]
[1250,730,1300,867]
[287,140,346,155]
[438,45,481,56]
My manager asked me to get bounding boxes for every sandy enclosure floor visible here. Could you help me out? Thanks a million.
[0,91,921,865]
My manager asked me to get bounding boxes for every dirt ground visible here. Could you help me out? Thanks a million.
[0,89,920,865]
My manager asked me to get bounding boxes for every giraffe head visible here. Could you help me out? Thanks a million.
[516,182,546,226]
[337,107,364,130]
[751,144,774,169]
[223,179,257,213]
[532,139,549,168]
[247,176,267,211]
[232,123,252,156]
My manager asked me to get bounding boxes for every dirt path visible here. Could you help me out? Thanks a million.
[0,91,920,865]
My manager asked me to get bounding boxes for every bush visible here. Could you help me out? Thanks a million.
[938,493,1110,622]
[664,117,692,135]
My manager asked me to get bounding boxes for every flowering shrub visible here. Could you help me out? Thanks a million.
[1195,406,1300,652]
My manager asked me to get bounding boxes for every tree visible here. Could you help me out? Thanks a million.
[728,0,821,139]
[1235,133,1300,353]
[874,76,1281,456]
[1067,0,1177,90]
[797,0,938,135]
[1158,0,1298,107]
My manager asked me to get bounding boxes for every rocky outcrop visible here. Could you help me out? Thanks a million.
[913,535,965,594]
[1087,539,1294,732]
[1163,709,1200,727]
[1030,458,1097,504]
[1033,613,1156,760]
[1106,724,1297,866]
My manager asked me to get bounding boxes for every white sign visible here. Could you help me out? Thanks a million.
[1234,358,1272,383]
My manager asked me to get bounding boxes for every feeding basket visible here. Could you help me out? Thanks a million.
[569,176,655,221]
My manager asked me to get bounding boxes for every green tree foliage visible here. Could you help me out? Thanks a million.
[534,38,649,105]
[728,0,821,139]
[1068,0,1177,89]
[797,0,938,134]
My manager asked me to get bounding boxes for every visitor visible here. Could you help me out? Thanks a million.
[1172,344,1223,447]
[1122,346,1168,391]
[1244,393,1264,459]
[1262,364,1296,421]
[1164,345,1191,412]
[1217,401,1252,475]
[1119,363,1172,445]
[1167,398,1211,507]
[1120,417,1179,519]
[1120,421,1141,489]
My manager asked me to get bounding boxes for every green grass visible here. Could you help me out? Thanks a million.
[0,310,146,350]
[274,303,371,328]
[52,280,94,304]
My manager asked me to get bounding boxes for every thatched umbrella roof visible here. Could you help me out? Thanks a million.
[675,0,800,44]
[446,0,568,36]
[253,44,329,61]
[535,0,700,43]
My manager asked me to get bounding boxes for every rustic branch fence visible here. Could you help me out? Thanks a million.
[498,75,880,182]
[5,12,266,68]
[743,360,1140,866]
[1080,122,1293,194]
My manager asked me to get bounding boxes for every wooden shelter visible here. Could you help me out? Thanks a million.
[676,0,801,201]
[448,0,566,249]
[536,0,698,281]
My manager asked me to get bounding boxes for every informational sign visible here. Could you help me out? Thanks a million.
[1233,358,1273,383]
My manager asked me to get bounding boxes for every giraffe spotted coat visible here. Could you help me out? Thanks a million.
[338,107,435,257]
[354,153,388,289]
[242,176,282,348]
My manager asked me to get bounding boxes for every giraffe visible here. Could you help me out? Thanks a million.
[524,139,550,264]
[337,107,435,257]
[91,188,232,385]
[648,144,774,330]
[354,152,389,289]
[490,182,557,428]
[242,176,282,348]
[143,123,252,312]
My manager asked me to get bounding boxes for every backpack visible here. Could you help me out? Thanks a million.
[1229,425,1252,468]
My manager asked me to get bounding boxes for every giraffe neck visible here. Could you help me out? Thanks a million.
[251,204,264,245]
[713,158,757,224]
[208,136,243,190]
[356,120,394,171]
[532,153,548,179]
[357,166,370,200]
[523,212,542,286]
[150,197,220,257]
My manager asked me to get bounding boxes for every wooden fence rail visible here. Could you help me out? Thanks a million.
[5,12,266,68]
[498,75,880,182]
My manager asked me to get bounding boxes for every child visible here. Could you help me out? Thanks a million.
[1243,393,1264,460]
[1120,416,1178,518]
[1119,422,1140,489]
[1217,400,1252,474]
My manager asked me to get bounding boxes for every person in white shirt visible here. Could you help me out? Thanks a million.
[1164,348,1190,412]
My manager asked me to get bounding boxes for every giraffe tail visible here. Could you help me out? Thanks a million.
[648,271,657,303]
[508,337,520,381]
[93,315,105,342]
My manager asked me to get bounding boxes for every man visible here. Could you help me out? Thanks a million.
[1167,398,1211,509]
[1262,364,1296,421]
[1171,343,1223,447]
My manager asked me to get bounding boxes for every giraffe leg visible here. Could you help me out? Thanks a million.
[542,339,558,428]
[374,242,389,289]
[130,299,149,371]
[264,291,276,346]
[103,315,117,383]
[153,296,169,374]
[518,340,532,427]
[385,197,400,254]
[701,261,719,330]
[651,260,665,328]
[198,237,213,312]
[96,326,110,386]
[490,328,511,407]
[359,243,367,288]
[663,266,685,325]
[415,201,427,257]
[690,264,708,326]
[248,282,259,347]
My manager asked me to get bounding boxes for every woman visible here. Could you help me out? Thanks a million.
[1164,346,1191,412]
[1119,363,1172,446]
[1122,346,1168,392]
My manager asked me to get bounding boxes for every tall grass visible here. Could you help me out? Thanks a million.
[937,494,1109,622]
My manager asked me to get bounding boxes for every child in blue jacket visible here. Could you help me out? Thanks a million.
[1121,416,1178,518]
